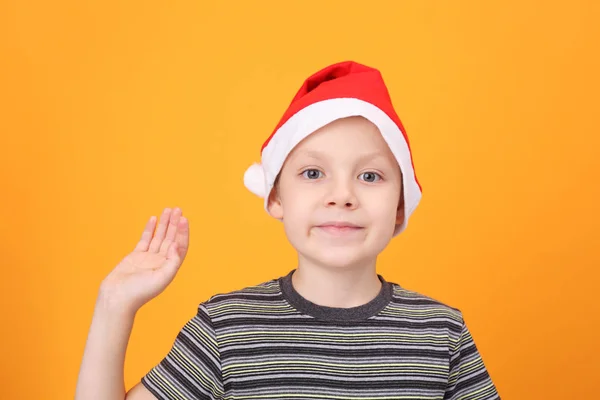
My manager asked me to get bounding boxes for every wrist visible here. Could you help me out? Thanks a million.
[96,284,138,321]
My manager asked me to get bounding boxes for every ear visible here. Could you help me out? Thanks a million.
[267,184,284,220]
[395,194,405,225]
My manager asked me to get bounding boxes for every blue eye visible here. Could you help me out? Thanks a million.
[359,172,382,182]
[302,169,323,179]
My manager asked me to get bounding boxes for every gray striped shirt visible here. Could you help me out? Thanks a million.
[142,269,500,399]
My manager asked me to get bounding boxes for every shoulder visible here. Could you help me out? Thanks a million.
[198,276,285,316]
[385,282,465,327]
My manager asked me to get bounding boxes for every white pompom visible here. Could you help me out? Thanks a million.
[243,163,267,198]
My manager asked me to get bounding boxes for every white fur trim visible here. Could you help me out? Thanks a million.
[243,163,267,198]
[247,98,422,236]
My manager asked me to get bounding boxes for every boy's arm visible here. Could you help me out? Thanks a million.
[75,208,188,400]
[444,317,500,400]
[75,290,156,400]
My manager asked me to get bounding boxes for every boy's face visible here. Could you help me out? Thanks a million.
[267,116,404,269]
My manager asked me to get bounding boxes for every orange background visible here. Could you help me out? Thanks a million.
[1,1,599,399]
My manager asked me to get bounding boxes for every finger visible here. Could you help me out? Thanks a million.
[134,216,156,252]
[149,208,171,253]
[160,207,182,254]
[174,216,190,259]
[167,241,180,265]
[157,242,182,281]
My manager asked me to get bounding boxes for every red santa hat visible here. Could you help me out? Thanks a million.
[244,61,422,236]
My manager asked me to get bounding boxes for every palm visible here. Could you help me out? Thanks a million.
[102,207,190,312]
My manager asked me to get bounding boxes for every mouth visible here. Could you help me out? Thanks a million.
[315,222,364,235]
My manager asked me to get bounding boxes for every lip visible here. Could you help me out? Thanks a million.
[315,221,364,236]
[317,221,362,228]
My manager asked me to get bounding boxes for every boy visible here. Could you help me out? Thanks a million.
[76,61,500,399]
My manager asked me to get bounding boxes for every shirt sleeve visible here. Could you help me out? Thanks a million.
[444,316,500,400]
[141,303,223,400]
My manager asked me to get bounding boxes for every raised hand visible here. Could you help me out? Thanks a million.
[99,207,190,315]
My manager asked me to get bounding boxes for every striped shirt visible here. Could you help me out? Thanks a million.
[142,269,500,399]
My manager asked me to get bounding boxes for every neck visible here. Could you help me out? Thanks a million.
[292,254,382,308]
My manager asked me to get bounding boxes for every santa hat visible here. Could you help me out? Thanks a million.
[243,61,422,236]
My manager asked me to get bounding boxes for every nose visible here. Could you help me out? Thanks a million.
[325,178,358,210]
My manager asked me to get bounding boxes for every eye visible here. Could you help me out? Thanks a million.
[301,169,323,179]
[358,171,382,183]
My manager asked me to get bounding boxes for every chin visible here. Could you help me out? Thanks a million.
[287,230,387,269]
[306,247,373,270]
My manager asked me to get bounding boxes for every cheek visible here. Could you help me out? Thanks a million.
[281,197,314,246]
[284,196,314,222]
[280,187,314,222]
[371,207,396,227]
[365,191,400,227]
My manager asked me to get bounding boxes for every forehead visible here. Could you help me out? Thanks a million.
[287,116,394,160]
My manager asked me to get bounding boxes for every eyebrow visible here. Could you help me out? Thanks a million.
[300,150,388,164]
